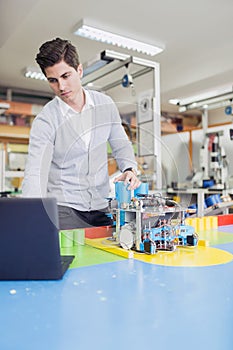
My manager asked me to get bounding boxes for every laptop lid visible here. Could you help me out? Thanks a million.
[0,197,74,280]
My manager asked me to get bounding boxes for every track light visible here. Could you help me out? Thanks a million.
[73,19,164,56]
[169,84,233,111]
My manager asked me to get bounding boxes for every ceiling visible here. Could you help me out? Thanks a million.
[1,0,233,115]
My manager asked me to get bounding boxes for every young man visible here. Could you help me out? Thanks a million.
[22,38,141,229]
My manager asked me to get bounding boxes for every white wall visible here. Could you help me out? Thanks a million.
[161,132,191,187]
[208,106,233,125]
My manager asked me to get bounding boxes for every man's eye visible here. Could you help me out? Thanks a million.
[47,78,57,83]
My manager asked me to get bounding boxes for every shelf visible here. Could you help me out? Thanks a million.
[0,124,30,144]
[204,201,233,216]
[5,171,24,178]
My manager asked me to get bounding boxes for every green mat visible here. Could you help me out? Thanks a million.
[61,243,125,268]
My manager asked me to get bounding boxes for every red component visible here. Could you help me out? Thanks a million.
[218,214,233,226]
[85,226,113,239]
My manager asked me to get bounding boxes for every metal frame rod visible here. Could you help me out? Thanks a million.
[82,51,161,189]
[100,67,152,92]
[82,57,133,86]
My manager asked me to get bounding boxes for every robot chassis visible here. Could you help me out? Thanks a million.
[110,193,198,254]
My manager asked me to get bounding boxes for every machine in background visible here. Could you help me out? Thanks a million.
[192,130,229,189]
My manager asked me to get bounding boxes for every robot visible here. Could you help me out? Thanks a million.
[110,183,198,254]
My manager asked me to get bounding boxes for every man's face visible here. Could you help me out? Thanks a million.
[44,60,83,107]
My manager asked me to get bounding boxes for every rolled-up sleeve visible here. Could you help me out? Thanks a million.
[108,102,137,172]
[22,115,54,197]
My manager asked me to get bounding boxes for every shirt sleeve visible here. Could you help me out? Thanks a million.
[22,114,54,197]
[108,101,137,172]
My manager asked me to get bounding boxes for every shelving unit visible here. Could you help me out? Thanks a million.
[0,124,30,193]
[0,147,25,193]
[167,187,233,217]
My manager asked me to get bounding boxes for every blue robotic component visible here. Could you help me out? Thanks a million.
[175,225,198,246]
[140,223,198,253]
[113,183,199,255]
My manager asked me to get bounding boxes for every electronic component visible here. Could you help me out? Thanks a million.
[111,186,198,254]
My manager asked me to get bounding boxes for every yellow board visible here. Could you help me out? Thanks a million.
[136,246,233,267]
[85,238,233,267]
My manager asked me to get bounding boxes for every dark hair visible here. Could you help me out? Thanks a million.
[35,38,80,75]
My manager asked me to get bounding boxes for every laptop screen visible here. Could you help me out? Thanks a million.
[0,197,73,280]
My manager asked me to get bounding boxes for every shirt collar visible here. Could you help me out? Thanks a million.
[56,88,94,117]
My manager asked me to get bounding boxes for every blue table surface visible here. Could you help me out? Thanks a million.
[1,225,233,350]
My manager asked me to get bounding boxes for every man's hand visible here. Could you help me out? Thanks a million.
[113,171,141,190]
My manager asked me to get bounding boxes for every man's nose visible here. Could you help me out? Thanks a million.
[58,80,65,91]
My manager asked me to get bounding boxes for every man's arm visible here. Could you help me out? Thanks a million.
[22,116,54,197]
[113,168,141,190]
[107,102,141,190]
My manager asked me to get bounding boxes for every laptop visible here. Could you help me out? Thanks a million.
[0,197,74,280]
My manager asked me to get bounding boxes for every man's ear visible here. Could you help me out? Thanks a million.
[77,64,83,78]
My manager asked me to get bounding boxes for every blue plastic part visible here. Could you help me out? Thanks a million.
[225,105,232,115]
[115,181,131,205]
[203,179,215,188]
[134,182,149,197]
[119,210,126,226]
[205,194,221,207]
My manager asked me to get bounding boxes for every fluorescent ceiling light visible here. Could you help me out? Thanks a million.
[73,19,164,56]
[168,99,180,105]
[0,102,10,110]
[24,67,46,81]
[0,102,10,115]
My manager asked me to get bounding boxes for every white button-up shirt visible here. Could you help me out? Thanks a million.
[57,90,94,148]
[22,89,137,211]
